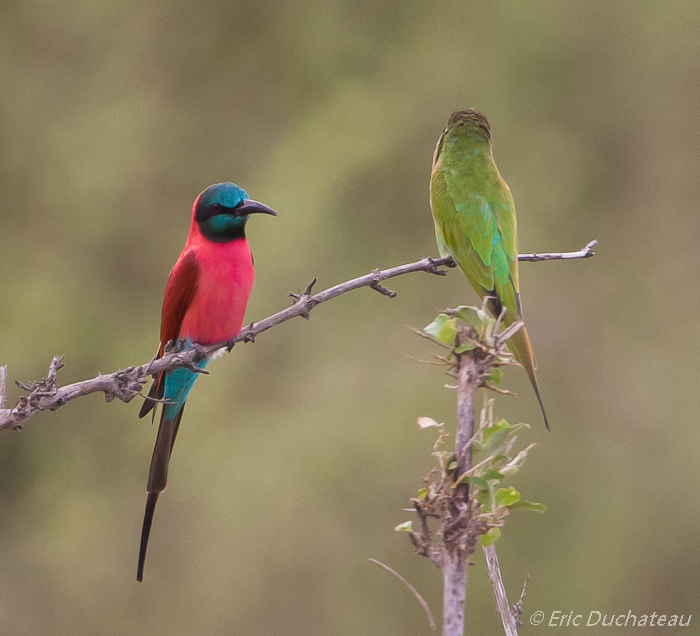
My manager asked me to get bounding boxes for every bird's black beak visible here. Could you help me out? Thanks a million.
[234,199,277,216]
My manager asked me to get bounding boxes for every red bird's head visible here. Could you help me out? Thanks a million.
[192,182,276,243]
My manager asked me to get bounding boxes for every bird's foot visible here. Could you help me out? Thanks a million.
[164,339,190,354]
[190,342,208,363]
[227,322,257,352]
[426,256,455,276]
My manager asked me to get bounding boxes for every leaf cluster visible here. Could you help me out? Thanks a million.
[421,304,522,393]
[401,403,544,556]
[462,401,545,546]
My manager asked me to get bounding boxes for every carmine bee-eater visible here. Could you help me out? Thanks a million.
[136,182,276,581]
[430,109,548,429]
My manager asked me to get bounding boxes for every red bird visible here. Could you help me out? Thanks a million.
[137,182,275,581]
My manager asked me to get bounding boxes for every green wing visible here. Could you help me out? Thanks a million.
[431,162,521,321]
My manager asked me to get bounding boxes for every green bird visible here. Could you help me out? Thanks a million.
[430,109,548,429]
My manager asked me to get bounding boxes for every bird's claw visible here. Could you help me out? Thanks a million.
[190,342,208,363]
[426,257,453,276]
[227,322,256,351]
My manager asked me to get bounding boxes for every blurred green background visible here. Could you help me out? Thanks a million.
[1,0,699,633]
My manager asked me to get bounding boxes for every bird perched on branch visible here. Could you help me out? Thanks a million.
[429,109,548,429]
[136,182,276,581]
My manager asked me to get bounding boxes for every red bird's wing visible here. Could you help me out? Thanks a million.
[138,249,199,419]
[159,249,200,354]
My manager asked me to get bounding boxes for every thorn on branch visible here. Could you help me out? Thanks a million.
[408,325,451,350]
[47,354,64,377]
[484,384,516,396]
[303,277,317,295]
[512,575,529,627]
[176,357,210,375]
[288,279,319,319]
[15,356,64,399]
[243,322,256,343]
[370,270,397,297]
[289,277,318,301]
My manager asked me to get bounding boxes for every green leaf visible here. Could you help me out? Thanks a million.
[438,318,458,344]
[495,487,521,508]
[480,528,501,546]
[482,419,510,445]
[475,490,491,506]
[488,368,502,385]
[448,460,458,472]
[469,476,488,490]
[394,521,413,532]
[510,500,547,513]
[483,468,505,482]
[480,431,510,457]
[417,488,428,500]
[454,306,484,330]
[455,341,477,353]
[424,314,449,338]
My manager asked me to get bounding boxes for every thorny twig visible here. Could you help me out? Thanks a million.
[0,242,596,432]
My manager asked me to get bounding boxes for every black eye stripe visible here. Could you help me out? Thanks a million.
[195,202,228,222]
[194,198,249,223]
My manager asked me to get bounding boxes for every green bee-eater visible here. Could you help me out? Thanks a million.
[430,109,548,429]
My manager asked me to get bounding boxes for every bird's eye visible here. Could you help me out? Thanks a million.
[210,203,223,213]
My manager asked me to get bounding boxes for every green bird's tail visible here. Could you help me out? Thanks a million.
[507,324,549,431]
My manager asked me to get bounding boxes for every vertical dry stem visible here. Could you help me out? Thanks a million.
[442,553,467,636]
[443,328,521,636]
[455,347,480,495]
[441,330,482,635]
[0,366,7,409]
[483,544,520,636]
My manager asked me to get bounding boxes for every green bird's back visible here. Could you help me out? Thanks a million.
[430,109,548,429]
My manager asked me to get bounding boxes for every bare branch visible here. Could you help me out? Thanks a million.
[454,331,481,498]
[484,543,520,636]
[441,329,484,636]
[0,366,7,409]
[0,241,597,433]
[518,239,597,262]
[512,575,529,626]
